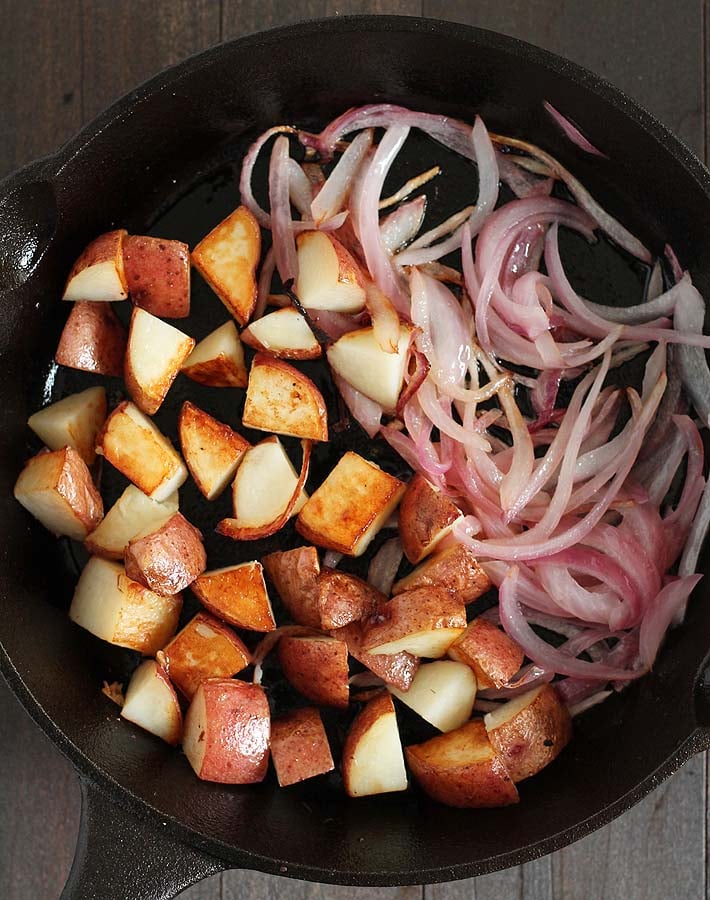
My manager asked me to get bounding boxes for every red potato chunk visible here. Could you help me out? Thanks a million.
[270,707,334,787]
[123,234,190,318]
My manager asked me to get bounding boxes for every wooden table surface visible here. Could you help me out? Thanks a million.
[0,1,708,898]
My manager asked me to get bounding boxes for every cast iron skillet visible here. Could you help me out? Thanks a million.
[1,15,710,899]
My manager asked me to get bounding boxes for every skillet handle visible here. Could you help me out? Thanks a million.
[60,778,226,900]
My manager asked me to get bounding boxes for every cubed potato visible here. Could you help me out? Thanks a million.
[362,587,466,658]
[242,354,328,442]
[398,475,464,564]
[318,568,384,630]
[14,446,103,541]
[69,557,181,654]
[405,720,519,808]
[241,307,321,360]
[389,661,476,732]
[120,659,183,745]
[342,693,408,797]
[262,546,321,628]
[334,620,419,692]
[447,619,524,689]
[124,512,206,596]
[62,229,128,302]
[181,321,248,388]
[392,544,492,606]
[178,401,250,500]
[270,707,334,787]
[295,231,366,313]
[296,451,405,556]
[84,485,178,560]
[326,325,413,413]
[217,436,308,541]
[484,685,572,782]
[192,561,275,632]
[161,611,251,700]
[278,635,349,708]
[27,386,106,466]
[183,679,270,783]
[55,301,126,376]
[124,307,195,415]
[191,206,260,325]
[96,401,187,501]
[123,235,190,318]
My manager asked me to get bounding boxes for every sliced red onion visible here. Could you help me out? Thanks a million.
[582,273,689,324]
[638,575,702,667]
[647,259,664,300]
[323,550,343,569]
[368,537,404,596]
[394,205,474,261]
[396,346,430,416]
[351,126,411,314]
[287,158,315,217]
[499,567,645,680]
[567,690,613,716]
[240,125,297,227]
[269,135,298,284]
[380,196,427,253]
[665,243,684,283]
[672,277,710,424]
[679,470,710,577]
[333,372,383,438]
[543,101,607,158]
[311,128,372,225]
[307,309,362,340]
[253,245,276,320]
[490,132,651,262]
[365,282,401,353]
[380,424,449,489]
[496,151,552,198]
[379,165,440,209]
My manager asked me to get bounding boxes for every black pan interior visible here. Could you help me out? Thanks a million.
[1,17,709,885]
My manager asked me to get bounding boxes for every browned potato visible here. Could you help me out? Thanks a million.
[27,386,106,466]
[63,229,128,302]
[124,512,206,596]
[342,692,408,797]
[181,321,248,388]
[123,235,190,318]
[262,546,321,628]
[55,301,126,376]
[334,621,419,692]
[295,230,366,313]
[69,557,182,654]
[85,485,178,560]
[448,619,524,689]
[124,307,195,415]
[192,561,275,632]
[318,568,385,630]
[241,307,322,360]
[278,635,349,708]
[484,685,572,782]
[96,401,187,501]
[270,707,334,787]
[362,587,466,658]
[183,679,270,783]
[191,205,260,325]
[162,612,251,700]
[178,401,250,501]
[398,474,463,564]
[14,446,103,540]
[242,354,329,442]
[296,451,406,556]
[405,720,519,808]
[392,543,491,605]
[120,659,183,746]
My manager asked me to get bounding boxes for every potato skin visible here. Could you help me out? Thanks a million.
[263,546,322,628]
[487,685,572,782]
[318,568,384,630]
[398,474,463,564]
[278,635,349,708]
[333,621,419,692]
[448,619,524,689]
[123,235,190,318]
[270,707,334,787]
[406,720,519,808]
[124,512,206,596]
[392,544,491,606]
[55,301,127,377]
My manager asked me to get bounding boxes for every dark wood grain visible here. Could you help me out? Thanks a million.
[0,2,708,899]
